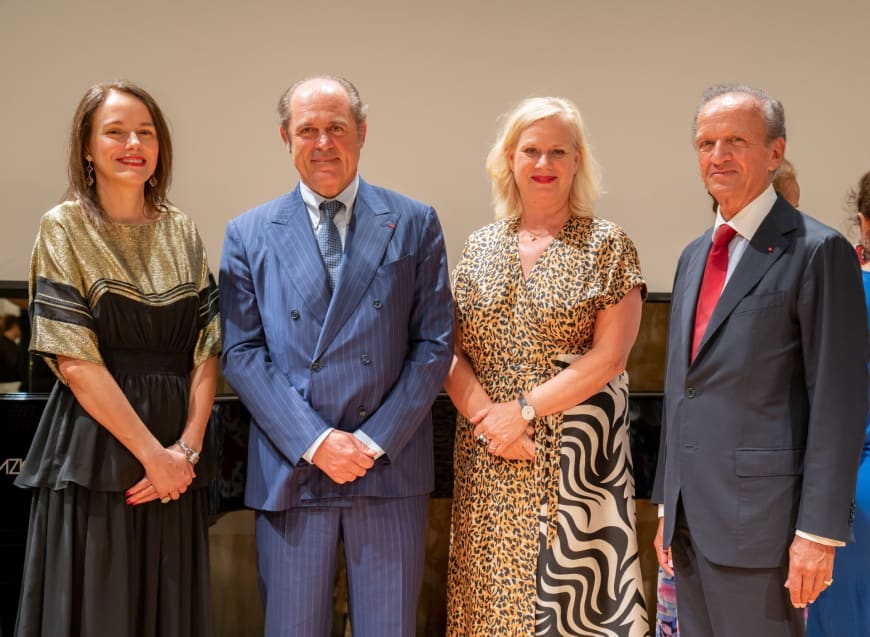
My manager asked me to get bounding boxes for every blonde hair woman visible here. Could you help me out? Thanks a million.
[445,97,648,636]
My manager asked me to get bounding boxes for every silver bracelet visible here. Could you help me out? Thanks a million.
[176,439,200,465]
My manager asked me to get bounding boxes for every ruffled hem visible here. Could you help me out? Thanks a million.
[16,379,213,492]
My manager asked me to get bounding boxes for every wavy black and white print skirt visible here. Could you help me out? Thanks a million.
[535,368,649,637]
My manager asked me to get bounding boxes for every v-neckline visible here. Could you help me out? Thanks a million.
[514,217,567,283]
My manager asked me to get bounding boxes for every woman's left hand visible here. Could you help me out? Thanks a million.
[126,444,195,505]
[489,428,535,460]
[472,400,528,449]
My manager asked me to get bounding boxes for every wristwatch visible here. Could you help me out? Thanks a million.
[518,394,536,421]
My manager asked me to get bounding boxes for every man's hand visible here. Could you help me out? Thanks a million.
[784,535,835,608]
[654,517,674,576]
[312,430,376,484]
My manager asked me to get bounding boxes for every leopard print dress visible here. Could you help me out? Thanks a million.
[446,215,650,637]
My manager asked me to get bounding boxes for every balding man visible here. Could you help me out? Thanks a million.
[219,76,453,637]
[651,84,868,636]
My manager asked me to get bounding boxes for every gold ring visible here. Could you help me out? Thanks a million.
[823,579,833,586]
[160,496,171,504]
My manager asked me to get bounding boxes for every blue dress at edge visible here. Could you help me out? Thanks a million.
[805,269,870,635]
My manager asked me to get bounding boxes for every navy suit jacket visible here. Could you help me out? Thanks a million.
[219,178,454,511]
[651,196,869,568]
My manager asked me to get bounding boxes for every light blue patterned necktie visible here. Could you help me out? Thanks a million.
[317,199,344,290]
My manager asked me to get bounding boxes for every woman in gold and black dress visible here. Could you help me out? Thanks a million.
[14,81,220,637]
[446,97,648,636]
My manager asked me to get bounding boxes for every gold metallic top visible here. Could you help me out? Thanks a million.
[29,201,220,381]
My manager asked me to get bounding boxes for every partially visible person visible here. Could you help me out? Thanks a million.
[655,569,679,636]
[806,170,870,635]
[14,81,220,636]
[652,84,867,637]
[446,96,648,636]
[773,158,800,207]
[0,315,24,392]
[855,175,870,268]
[220,76,453,637]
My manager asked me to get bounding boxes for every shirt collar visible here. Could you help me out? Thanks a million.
[713,185,777,242]
[300,174,360,219]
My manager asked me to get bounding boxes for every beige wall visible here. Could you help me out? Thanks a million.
[2,0,868,291]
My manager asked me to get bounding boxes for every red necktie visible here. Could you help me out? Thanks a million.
[692,224,738,360]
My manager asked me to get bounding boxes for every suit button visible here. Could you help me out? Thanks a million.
[360,354,371,366]
[686,387,696,398]
[372,299,382,309]
[311,361,321,372]
[358,406,367,419]
[290,309,300,320]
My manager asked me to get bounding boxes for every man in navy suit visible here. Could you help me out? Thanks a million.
[219,76,454,637]
[651,84,868,636]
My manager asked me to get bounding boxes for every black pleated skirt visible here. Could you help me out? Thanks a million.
[14,484,213,637]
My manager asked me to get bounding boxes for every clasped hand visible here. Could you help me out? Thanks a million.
[126,444,196,505]
[472,401,535,460]
[312,430,377,484]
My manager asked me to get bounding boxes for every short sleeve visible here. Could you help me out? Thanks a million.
[451,224,500,328]
[594,223,647,311]
[191,230,221,368]
[451,236,474,316]
[28,208,103,381]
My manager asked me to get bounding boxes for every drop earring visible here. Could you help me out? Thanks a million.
[148,175,158,187]
[84,156,95,187]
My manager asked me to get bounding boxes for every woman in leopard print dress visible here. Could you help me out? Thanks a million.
[445,97,649,637]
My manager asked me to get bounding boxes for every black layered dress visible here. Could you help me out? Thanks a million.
[14,202,221,637]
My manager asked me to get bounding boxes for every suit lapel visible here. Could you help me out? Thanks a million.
[315,180,398,358]
[694,199,796,361]
[265,188,331,319]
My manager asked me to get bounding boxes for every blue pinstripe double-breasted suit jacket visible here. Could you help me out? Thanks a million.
[219,178,454,511]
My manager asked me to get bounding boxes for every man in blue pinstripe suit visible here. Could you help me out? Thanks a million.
[219,76,454,636]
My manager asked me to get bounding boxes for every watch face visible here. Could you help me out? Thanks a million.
[521,405,536,420]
